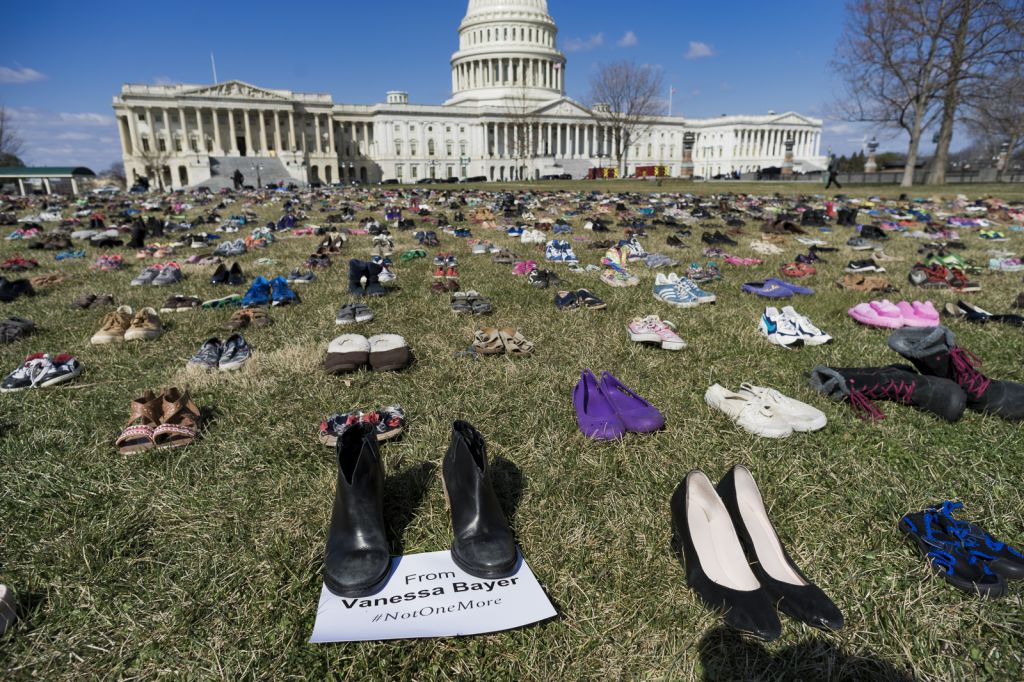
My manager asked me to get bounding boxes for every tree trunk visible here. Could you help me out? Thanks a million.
[927,2,971,185]
[903,108,926,188]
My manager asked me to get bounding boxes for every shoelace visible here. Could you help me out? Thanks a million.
[948,347,992,399]
[847,378,917,421]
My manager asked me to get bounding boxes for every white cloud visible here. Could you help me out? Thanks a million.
[826,123,858,135]
[55,132,94,141]
[7,107,121,170]
[153,75,176,86]
[564,33,604,52]
[617,31,638,48]
[685,41,715,60]
[57,112,115,126]
[0,65,47,84]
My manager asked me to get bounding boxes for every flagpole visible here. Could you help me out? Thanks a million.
[211,52,218,84]
[668,86,673,117]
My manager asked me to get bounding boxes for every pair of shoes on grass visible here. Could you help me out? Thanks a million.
[452,291,493,315]
[472,327,533,357]
[115,387,201,454]
[90,306,163,343]
[188,335,251,371]
[759,307,831,347]
[672,465,843,641]
[573,369,664,440]
[1,352,82,391]
[705,384,826,438]
[900,501,1024,599]
[324,334,410,374]
[242,276,300,307]
[319,405,406,446]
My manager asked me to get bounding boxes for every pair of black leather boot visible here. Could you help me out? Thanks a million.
[671,466,844,641]
[323,421,516,597]
[809,325,1024,421]
[347,259,386,297]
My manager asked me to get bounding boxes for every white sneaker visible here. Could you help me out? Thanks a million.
[796,237,827,246]
[736,383,827,432]
[758,307,805,347]
[749,240,784,255]
[780,306,832,346]
[704,384,794,438]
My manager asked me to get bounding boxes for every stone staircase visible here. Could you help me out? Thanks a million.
[195,156,297,190]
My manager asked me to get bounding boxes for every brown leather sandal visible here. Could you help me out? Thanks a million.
[153,387,201,448]
[116,390,162,454]
[472,328,505,355]
[497,327,535,356]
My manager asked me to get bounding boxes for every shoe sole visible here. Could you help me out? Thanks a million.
[654,292,699,308]
[323,561,393,599]
[37,365,83,388]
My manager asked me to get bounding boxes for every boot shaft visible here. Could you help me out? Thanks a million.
[809,365,966,422]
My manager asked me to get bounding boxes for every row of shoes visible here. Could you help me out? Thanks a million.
[759,307,832,347]
[318,405,406,446]
[810,325,1024,422]
[91,306,163,344]
[131,262,183,287]
[242,276,300,307]
[188,335,252,371]
[471,327,534,356]
[705,384,827,438]
[116,387,201,454]
[573,369,665,440]
[323,420,517,595]
[672,465,843,640]
[653,273,716,307]
[900,501,1023,598]
[324,334,411,374]
[2,352,83,392]
[848,300,939,329]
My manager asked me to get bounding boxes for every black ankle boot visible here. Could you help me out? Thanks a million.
[323,424,391,597]
[715,465,844,631]
[347,259,367,297]
[443,421,517,579]
[808,364,967,421]
[127,223,146,249]
[887,326,1024,420]
[364,262,386,297]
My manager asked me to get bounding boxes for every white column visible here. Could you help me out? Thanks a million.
[195,108,205,153]
[212,109,224,154]
[228,109,238,154]
[162,108,173,152]
[260,111,269,154]
[242,110,253,155]
[177,107,187,152]
[17,178,25,196]
[313,113,321,153]
[126,110,139,155]
[327,117,335,155]
[70,177,78,195]
[288,111,296,152]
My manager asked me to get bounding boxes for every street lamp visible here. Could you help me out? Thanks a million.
[250,162,263,188]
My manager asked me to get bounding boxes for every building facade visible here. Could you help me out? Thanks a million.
[112,0,825,189]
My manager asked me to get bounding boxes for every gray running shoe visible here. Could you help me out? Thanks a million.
[152,263,183,286]
[219,333,251,371]
[130,265,162,286]
[188,338,222,370]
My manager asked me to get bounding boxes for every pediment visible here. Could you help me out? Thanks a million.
[530,98,594,118]
[772,112,815,125]
[183,80,289,101]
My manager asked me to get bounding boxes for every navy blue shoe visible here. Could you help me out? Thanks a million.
[900,509,1007,597]
[241,276,271,308]
[270,276,299,306]
[933,501,1024,580]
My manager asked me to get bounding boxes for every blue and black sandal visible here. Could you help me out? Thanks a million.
[933,501,1024,580]
[899,509,1007,598]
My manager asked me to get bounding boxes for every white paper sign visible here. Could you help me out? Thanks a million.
[310,548,556,642]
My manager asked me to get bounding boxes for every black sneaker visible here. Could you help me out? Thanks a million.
[188,338,222,370]
[900,508,1007,597]
[32,353,83,388]
[845,260,884,273]
[933,501,1024,580]
[219,333,251,371]
[1,353,47,391]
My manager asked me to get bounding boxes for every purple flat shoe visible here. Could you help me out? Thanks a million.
[765,278,815,296]
[573,369,626,440]
[599,371,665,433]
[741,281,793,299]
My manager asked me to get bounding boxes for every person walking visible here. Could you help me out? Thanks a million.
[825,155,842,189]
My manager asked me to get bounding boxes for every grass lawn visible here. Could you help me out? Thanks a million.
[1,183,1023,680]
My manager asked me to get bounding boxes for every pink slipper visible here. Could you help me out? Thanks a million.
[848,302,905,329]
[869,300,904,325]
[911,300,940,323]
[512,260,537,275]
[896,301,937,327]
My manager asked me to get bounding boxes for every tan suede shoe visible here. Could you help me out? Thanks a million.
[124,307,164,341]
[90,305,134,344]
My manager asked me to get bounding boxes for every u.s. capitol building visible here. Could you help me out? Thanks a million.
[112,0,825,189]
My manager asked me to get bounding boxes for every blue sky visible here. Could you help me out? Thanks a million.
[3,0,891,170]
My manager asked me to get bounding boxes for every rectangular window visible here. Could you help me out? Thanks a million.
[410,142,418,156]
[141,138,150,152]
[410,165,418,179]
[396,165,403,178]
[447,165,454,178]
[460,142,467,156]
[158,139,166,153]
[395,141,402,156]
[446,142,453,156]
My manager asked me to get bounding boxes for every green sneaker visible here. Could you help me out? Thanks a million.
[201,294,243,309]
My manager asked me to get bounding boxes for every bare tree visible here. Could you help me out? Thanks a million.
[136,147,170,191]
[926,0,1024,184]
[506,85,539,181]
[833,0,956,187]
[0,105,25,166]
[964,67,1024,163]
[588,61,664,177]
[104,161,127,188]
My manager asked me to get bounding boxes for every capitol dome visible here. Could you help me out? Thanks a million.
[446,0,566,106]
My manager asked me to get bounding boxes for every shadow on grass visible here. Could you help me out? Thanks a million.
[491,456,523,524]
[698,626,917,681]
[383,461,436,556]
